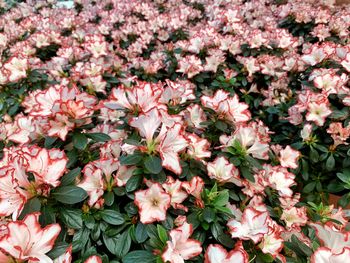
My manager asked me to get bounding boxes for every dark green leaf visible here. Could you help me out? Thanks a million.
[144,156,162,174]
[120,153,143,166]
[73,133,88,150]
[202,207,216,223]
[18,197,41,220]
[122,250,156,263]
[326,155,335,171]
[60,209,83,229]
[240,166,254,182]
[52,186,88,204]
[100,210,125,225]
[135,222,148,243]
[125,175,142,192]
[60,168,81,186]
[86,132,111,142]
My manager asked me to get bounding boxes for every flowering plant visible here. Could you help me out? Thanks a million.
[0,0,350,262]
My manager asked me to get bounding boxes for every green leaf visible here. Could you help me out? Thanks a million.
[60,209,83,229]
[303,182,316,193]
[157,225,168,244]
[215,121,228,132]
[135,222,148,243]
[44,136,57,149]
[104,191,115,206]
[291,235,313,256]
[125,175,142,192]
[326,155,335,171]
[202,207,216,223]
[18,197,41,220]
[122,250,156,263]
[240,166,254,182]
[212,190,229,207]
[144,155,162,174]
[86,132,111,142]
[47,242,70,259]
[60,168,81,186]
[338,193,350,208]
[100,210,125,225]
[73,133,88,150]
[120,153,143,166]
[52,186,88,204]
[115,230,132,258]
[309,147,319,163]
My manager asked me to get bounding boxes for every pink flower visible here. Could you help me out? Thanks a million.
[0,213,61,263]
[130,108,162,145]
[27,147,68,187]
[134,183,171,224]
[204,242,249,263]
[78,161,110,207]
[84,255,102,263]
[220,124,269,160]
[306,102,332,126]
[162,177,188,211]
[201,90,250,124]
[3,57,28,82]
[281,207,308,230]
[227,207,269,243]
[279,146,300,169]
[207,156,241,186]
[162,222,202,263]
[158,123,188,175]
[259,228,284,258]
[311,247,350,263]
[0,166,29,220]
[187,134,211,161]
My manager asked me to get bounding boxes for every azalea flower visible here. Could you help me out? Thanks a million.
[84,255,103,263]
[26,147,68,187]
[0,213,61,263]
[306,102,332,126]
[220,124,270,160]
[204,242,249,263]
[3,57,28,82]
[130,108,188,174]
[207,156,241,186]
[279,146,300,169]
[281,207,308,230]
[201,90,251,124]
[162,222,202,263]
[134,183,171,224]
[310,223,350,263]
[227,207,269,243]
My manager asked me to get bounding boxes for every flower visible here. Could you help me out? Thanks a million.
[279,146,300,169]
[84,256,103,263]
[306,102,332,126]
[0,213,61,263]
[204,242,249,263]
[227,207,269,243]
[134,183,171,224]
[162,222,202,263]
[3,57,28,82]
[207,156,241,186]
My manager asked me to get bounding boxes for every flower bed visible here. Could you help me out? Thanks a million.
[0,0,350,262]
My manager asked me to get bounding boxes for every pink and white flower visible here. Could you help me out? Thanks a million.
[227,207,269,243]
[204,242,248,263]
[134,183,171,224]
[0,213,61,263]
[162,222,202,263]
